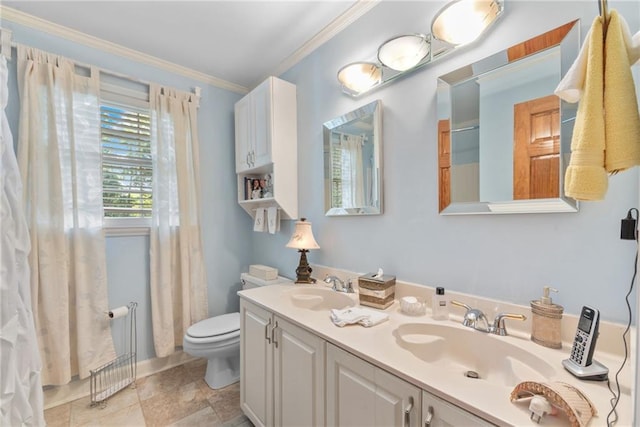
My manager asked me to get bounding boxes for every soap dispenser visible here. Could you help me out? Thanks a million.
[530,286,563,349]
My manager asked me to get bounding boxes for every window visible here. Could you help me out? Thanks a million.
[99,76,152,232]
[101,103,152,221]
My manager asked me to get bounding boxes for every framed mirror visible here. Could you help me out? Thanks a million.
[323,100,383,216]
[437,21,580,214]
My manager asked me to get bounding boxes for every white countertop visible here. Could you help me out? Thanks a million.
[238,283,633,426]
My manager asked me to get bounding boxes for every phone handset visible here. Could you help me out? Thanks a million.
[562,305,608,381]
[569,306,599,366]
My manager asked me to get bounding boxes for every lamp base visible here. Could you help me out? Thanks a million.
[294,250,316,284]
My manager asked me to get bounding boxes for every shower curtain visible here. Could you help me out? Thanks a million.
[0,54,45,426]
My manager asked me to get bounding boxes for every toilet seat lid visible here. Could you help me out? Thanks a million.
[187,312,240,338]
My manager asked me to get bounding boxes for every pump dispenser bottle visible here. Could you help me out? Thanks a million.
[530,286,563,349]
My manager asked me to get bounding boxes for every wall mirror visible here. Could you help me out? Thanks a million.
[437,20,580,214]
[323,100,382,216]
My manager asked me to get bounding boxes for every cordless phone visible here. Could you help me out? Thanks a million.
[562,306,608,381]
[569,306,599,366]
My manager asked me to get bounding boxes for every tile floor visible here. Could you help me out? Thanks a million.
[43,359,253,427]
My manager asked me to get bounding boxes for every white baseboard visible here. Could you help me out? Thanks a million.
[43,351,197,410]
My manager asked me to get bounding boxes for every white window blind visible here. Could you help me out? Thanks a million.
[99,73,152,231]
[331,136,343,208]
[101,103,152,218]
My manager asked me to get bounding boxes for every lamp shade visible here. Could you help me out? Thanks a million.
[431,0,502,46]
[378,34,430,71]
[286,218,320,250]
[337,62,382,94]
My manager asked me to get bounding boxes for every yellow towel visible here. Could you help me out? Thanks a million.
[604,10,640,173]
[564,16,608,201]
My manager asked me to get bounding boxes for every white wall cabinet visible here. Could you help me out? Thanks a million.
[240,300,325,427]
[235,76,297,220]
[326,344,421,427]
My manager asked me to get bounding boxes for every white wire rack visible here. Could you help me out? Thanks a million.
[90,301,137,407]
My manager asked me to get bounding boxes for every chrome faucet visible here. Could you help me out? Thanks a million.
[489,313,527,336]
[323,275,355,293]
[450,301,489,332]
[451,300,526,336]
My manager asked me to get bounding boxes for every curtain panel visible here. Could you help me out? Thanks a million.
[149,85,208,358]
[16,46,116,385]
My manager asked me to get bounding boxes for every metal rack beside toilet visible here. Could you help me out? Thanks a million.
[90,301,138,407]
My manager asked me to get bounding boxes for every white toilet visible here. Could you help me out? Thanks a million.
[183,273,291,389]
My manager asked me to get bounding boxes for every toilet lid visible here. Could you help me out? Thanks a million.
[187,312,240,338]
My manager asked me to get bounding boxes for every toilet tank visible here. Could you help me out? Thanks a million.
[241,272,292,290]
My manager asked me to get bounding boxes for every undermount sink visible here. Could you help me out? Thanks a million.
[287,287,357,311]
[393,323,557,387]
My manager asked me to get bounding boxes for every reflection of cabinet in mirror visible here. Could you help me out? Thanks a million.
[323,100,383,216]
[437,20,580,214]
[235,77,297,220]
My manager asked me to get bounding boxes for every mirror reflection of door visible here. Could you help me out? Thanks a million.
[513,94,560,199]
[438,120,451,212]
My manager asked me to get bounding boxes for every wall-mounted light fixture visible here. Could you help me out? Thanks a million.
[338,0,504,97]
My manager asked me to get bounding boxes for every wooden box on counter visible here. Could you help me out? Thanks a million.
[358,273,396,309]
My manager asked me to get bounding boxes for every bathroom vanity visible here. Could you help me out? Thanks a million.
[238,281,633,426]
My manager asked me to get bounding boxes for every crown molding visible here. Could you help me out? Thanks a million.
[0,5,249,94]
[272,0,380,79]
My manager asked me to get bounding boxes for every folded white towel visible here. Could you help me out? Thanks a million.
[267,206,279,234]
[555,13,640,103]
[330,307,389,328]
[253,208,265,232]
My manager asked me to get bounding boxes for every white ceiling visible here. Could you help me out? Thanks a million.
[2,1,369,91]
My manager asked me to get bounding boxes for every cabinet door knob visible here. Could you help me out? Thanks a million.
[265,318,272,344]
[424,405,434,427]
[404,396,414,427]
[272,320,279,348]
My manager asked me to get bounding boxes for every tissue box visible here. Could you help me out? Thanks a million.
[358,273,396,309]
[249,264,278,281]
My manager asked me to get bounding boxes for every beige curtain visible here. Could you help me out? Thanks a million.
[16,46,116,385]
[149,85,208,358]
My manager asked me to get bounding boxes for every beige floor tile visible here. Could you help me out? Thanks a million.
[206,382,242,423]
[70,386,139,426]
[168,406,221,427]
[220,414,253,427]
[136,365,199,402]
[140,380,209,426]
[44,402,71,427]
[75,402,145,427]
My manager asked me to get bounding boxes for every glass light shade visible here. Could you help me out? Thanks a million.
[377,34,430,71]
[431,0,501,46]
[286,218,320,250]
[337,62,382,94]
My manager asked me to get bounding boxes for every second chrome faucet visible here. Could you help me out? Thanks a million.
[323,275,355,293]
[450,300,526,336]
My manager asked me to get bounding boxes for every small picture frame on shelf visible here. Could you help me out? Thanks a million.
[251,178,262,200]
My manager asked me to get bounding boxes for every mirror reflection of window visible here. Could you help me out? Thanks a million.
[323,100,382,216]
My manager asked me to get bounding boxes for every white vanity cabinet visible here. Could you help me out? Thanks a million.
[326,344,421,427]
[239,300,325,427]
[421,391,494,427]
[235,76,297,220]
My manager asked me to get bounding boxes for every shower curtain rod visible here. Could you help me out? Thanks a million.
[0,27,201,97]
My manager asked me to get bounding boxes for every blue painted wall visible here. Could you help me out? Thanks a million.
[4,0,639,367]
[254,0,640,324]
[3,21,254,361]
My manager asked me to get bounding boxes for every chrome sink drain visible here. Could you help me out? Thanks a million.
[464,370,480,379]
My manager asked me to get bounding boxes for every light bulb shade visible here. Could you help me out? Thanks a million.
[337,62,382,94]
[286,218,320,250]
[431,0,502,46]
[377,34,430,71]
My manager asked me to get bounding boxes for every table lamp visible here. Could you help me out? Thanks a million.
[286,218,320,283]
